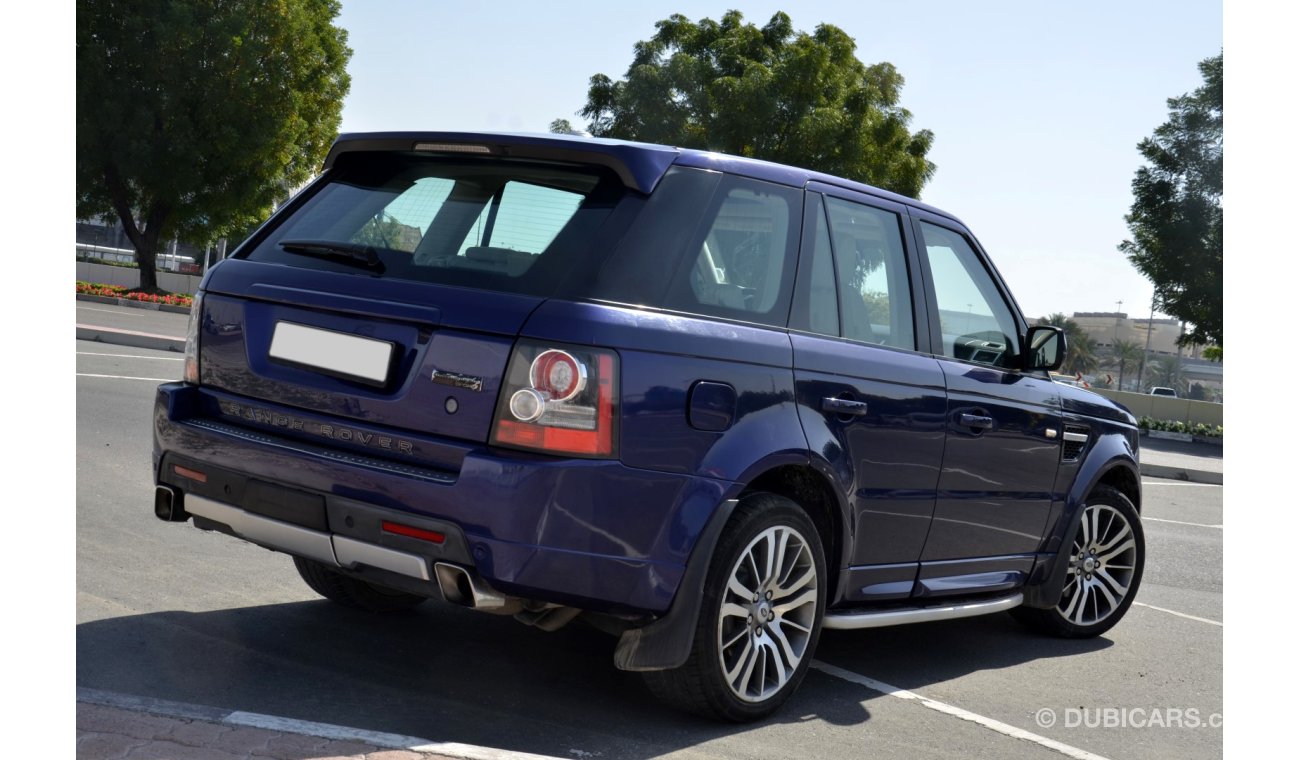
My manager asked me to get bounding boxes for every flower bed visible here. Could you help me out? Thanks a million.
[1137,416,1222,439]
[77,281,194,308]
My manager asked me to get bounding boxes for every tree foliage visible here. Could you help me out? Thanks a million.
[561,10,935,198]
[1119,53,1222,346]
[77,0,351,290]
[1108,339,1145,391]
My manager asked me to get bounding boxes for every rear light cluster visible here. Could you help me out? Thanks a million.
[183,291,205,384]
[490,341,618,458]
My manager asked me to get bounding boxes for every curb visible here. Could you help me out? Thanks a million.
[77,324,186,353]
[77,687,561,760]
[77,292,192,314]
[1139,462,1223,485]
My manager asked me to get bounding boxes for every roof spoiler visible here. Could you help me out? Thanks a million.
[323,131,680,195]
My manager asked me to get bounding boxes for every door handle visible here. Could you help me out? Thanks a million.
[823,397,868,416]
[959,413,994,430]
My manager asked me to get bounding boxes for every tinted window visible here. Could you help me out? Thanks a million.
[243,153,621,296]
[591,168,801,327]
[919,222,1020,368]
[789,195,839,336]
[824,196,915,350]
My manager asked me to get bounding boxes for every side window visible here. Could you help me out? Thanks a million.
[824,196,915,350]
[687,180,798,316]
[919,222,1020,368]
[790,195,840,336]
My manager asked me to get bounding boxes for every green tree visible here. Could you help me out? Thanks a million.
[560,10,935,198]
[1037,313,1099,376]
[77,0,351,292]
[1108,339,1145,392]
[1119,53,1222,346]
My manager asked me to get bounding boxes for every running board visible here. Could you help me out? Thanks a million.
[822,592,1024,630]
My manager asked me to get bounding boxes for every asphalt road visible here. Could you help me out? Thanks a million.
[76,340,1223,760]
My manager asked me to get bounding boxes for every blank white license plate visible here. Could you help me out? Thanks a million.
[269,322,394,385]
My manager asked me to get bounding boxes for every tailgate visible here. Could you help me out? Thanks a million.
[198,259,540,444]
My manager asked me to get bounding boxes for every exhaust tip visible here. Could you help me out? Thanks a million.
[434,562,475,606]
[154,486,189,522]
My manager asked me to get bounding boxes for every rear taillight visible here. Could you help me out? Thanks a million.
[490,341,618,458]
[183,291,204,384]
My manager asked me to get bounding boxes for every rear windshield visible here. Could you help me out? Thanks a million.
[242,152,624,296]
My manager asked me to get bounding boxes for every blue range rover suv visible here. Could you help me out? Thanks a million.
[153,131,1144,722]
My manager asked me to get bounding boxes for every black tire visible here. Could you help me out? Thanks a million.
[642,493,827,722]
[293,556,429,613]
[1012,485,1145,638]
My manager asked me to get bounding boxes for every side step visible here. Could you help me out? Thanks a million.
[822,592,1023,630]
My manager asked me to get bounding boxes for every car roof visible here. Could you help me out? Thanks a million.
[325,131,963,225]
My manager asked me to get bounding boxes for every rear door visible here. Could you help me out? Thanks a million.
[910,210,1063,597]
[789,185,947,603]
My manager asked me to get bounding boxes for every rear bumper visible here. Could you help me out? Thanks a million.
[153,383,732,614]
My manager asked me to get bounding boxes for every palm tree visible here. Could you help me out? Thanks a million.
[1109,339,1145,391]
[1037,313,1097,377]
[1145,356,1189,395]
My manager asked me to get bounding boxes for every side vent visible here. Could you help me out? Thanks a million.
[1062,425,1090,462]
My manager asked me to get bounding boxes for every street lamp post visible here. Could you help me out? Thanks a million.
[1137,293,1155,394]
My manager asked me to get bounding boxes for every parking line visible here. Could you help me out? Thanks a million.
[1132,602,1222,627]
[1142,516,1222,529]
[811,660,1111,760]
[77,351,183,361]
[1141,480,1221,488]
[77,373,175,382]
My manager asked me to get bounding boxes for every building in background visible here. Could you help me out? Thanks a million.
[1042,311,1221,400]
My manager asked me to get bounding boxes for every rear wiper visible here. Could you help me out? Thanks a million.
[279,240,385,272]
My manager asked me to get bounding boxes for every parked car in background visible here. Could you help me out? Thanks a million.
[152,131,1146,721]
[1149,387,1178,397]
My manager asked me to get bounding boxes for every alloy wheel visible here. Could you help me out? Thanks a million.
[716,525,819,703]
[1058,503,1139,626]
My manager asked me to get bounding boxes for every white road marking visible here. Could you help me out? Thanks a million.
[1141,480,1221,488]
[1132,602,1222,627]
[77,351,183,361]
[811,660,1112,760]
[1142,516,1222,529]
[226,711,564,760]
[76,305,160,318]
[77,373,176,382]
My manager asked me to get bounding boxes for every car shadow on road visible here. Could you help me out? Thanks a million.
[76,599,1109,758]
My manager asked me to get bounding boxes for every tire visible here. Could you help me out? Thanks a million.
[1012,485,1145,638]
[642,493,827,722]
[293,556,429,613]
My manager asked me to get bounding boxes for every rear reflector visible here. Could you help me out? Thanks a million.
[173,465,207,483]
[381,520,446,544]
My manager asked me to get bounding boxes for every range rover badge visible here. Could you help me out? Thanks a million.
[431,369,483,392]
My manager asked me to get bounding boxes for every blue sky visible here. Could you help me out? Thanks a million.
[335,0,1222,323]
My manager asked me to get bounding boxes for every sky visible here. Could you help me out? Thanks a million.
[334,0,1222,323]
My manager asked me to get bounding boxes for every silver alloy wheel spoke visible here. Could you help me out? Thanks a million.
[718,524,818,703]
[1056,503,1138,626]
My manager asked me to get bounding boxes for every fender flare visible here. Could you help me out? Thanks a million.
[1022,433,1140,609]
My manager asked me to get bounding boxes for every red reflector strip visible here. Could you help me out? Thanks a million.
[381,520,446,544]
[172,465,207,483]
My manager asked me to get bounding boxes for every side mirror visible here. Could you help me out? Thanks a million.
[1023,325,1066,372]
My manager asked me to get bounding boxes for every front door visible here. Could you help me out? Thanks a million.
[912,213,1063,596]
